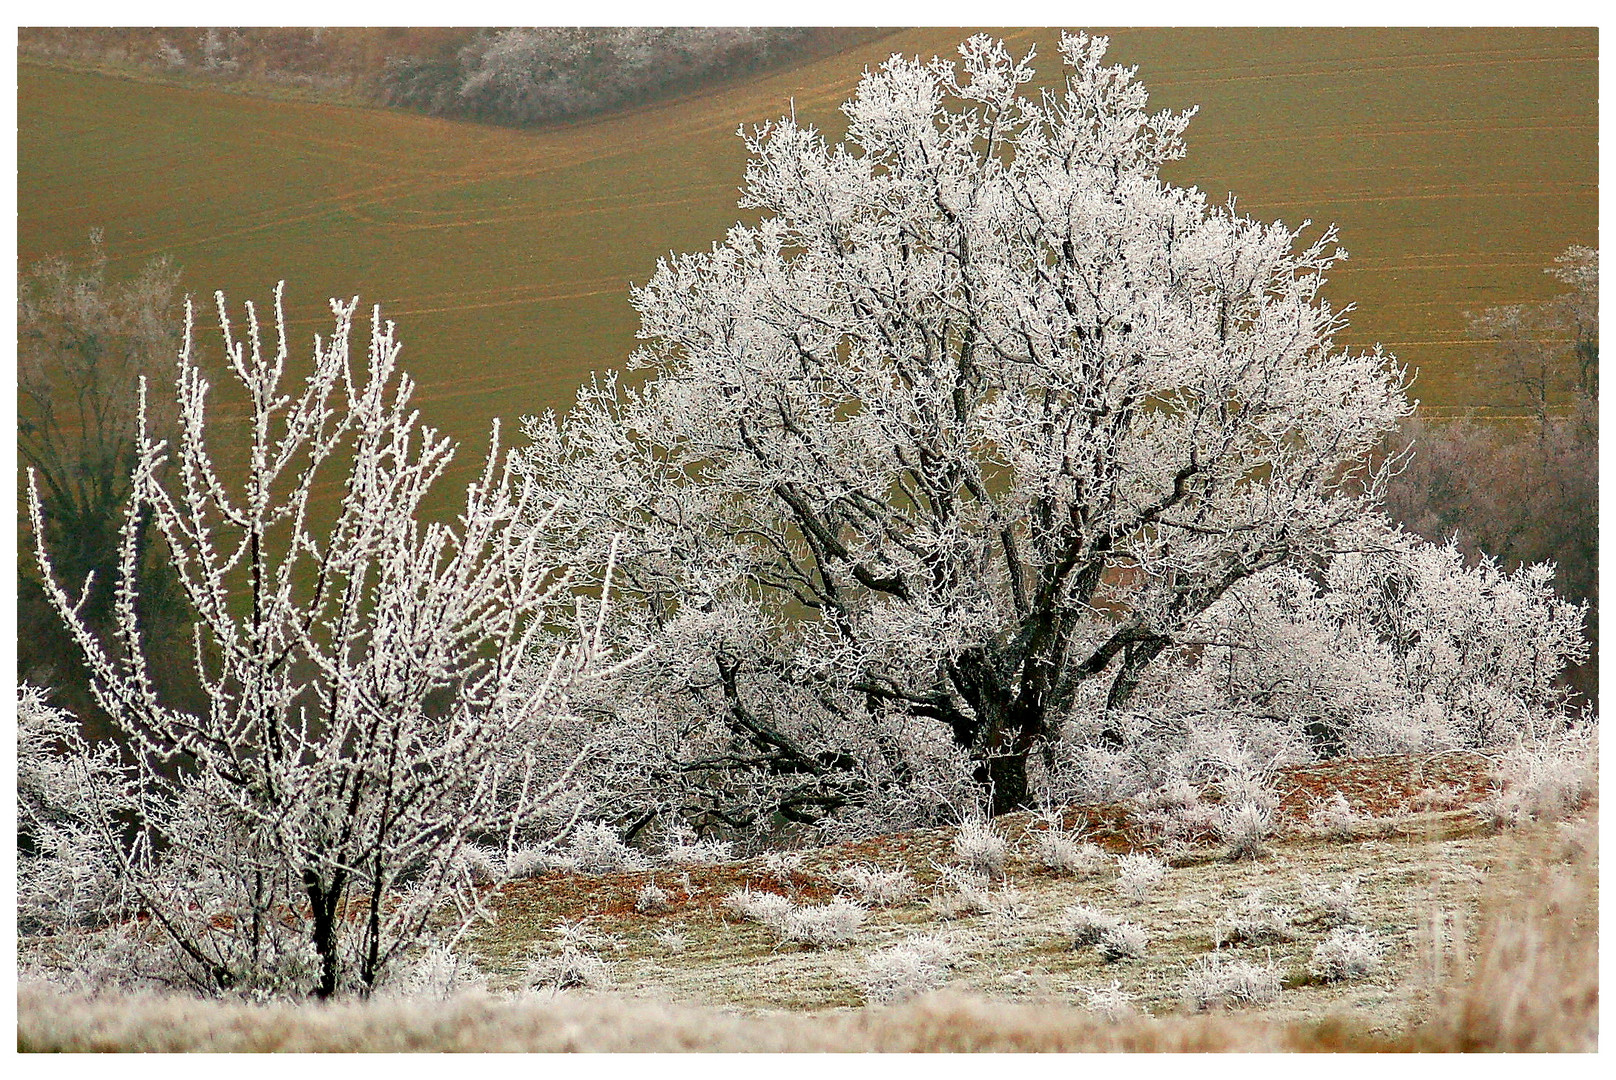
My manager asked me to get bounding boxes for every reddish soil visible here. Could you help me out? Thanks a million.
[492,751,1502,924]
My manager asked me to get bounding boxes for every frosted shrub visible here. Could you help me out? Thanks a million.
[1218,801,1275,860]
[857,935,959,1005]
[1034,829,1109,876]
[651,928,687,954]
[452,844,504,886]
[927,867,1003,920]
[836,864,917,907]
[664,838,734,866]
[557,823,649,875]
[1083,981,1137,1020]
[761,851,809,883]
[774,899,867,949]
[634,882,672,915]
[17,684,129,936]
[24,287,613,999]
[1059,904,1146,959]
[1096,922,1150,962]
[1179,956,1282,1011]
[952,819,1009,879]
[722,888,794,926]
[1308,791,1360,840]
[1301,876,1362,928]
[1215,891,1297,947]
[380,944,486,1000]
[989,883,1032,923]
[504,845,553,881]
[525,950,609,992]
[1309,927,1386,982]
[1114,854,1168,902]
[1060,904,1121,948]
[1479,732,1596,826]
[1134,777,1200,813]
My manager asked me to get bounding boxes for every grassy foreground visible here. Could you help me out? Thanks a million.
[18,755,1596,1052]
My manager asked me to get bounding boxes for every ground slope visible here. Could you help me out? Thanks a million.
[19,29,1596,495]
[17,751,1597,1051]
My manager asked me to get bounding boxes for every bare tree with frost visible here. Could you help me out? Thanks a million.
[26,286,618,998]
[520,33,1412,815]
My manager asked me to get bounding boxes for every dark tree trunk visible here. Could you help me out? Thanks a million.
[983,751,1030,816]
[306,873,345,999]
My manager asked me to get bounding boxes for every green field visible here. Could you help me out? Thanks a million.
[19,28,1597,495]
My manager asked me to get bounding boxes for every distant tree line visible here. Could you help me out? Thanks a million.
[1382,247,1598,699]
[20,27,847,127]
[380,28,814,126]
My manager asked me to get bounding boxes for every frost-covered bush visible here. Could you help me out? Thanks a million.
[1309,927,1385,982]
[1307,791,1361,840]
[1060,904,1121,948]
[1060,904,1147,960]
[1218,801,1276,860]
[951,819,1009,879]
[927,867,1025,921]
[525,950,609,992]
[1170,532,1588,758]
[722,888,794,926]
[857,935,958,1005]
[1033,829,1109,876]
[379,944,487,1000]
[651,927,687,954]
[1096,921,1150,962]
[504,845,554,881]
[1114,854,1168,902]
[1134,777,1201,814]
[1300,876,1362,928]
[1214,891,1298,947]
[1478,731,1597,826]
[634,882,672,915]
[664,838,734,867]
[24,287,612,999]
[773,899,867,949]
[452,845,505,886]
[836,864,916,906]
[17,684,130,936]
[1179,956,1282,1011]
[549,823,650,875]
[761,851,810,883]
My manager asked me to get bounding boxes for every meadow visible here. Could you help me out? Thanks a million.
[18,28,1596,500]
[20,750,1598,1051]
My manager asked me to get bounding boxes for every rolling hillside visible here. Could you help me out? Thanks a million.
[18,28,1597,497]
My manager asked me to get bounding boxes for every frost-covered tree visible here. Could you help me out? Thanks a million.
[1131,522,1588,757]
[520,34,1412,814]
[17,234,189,714]
[26,286,615,998]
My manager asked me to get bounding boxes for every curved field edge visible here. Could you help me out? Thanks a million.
[19,29,1596,500]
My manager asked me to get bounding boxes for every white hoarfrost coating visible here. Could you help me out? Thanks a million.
[516,31,1437,827]
[25,286,625,998]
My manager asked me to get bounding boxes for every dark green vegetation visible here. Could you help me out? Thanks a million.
[19,28,1596,504]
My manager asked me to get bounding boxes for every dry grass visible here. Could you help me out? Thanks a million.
[18,763,1595,1052]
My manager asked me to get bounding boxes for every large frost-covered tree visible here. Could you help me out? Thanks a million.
[522,34,1418,816]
